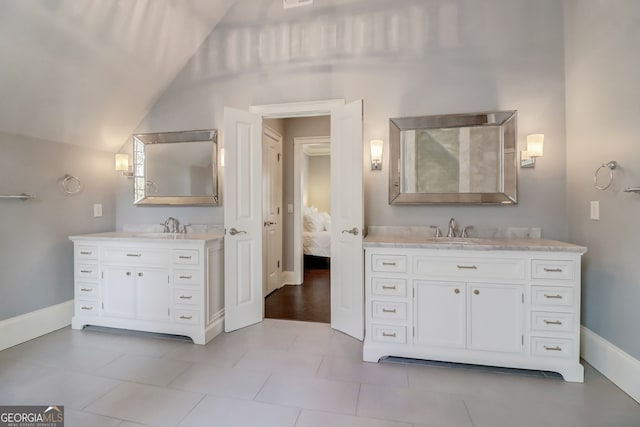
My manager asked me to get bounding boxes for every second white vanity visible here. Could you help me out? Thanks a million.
[363,228,587,382]
[69,232,224,344]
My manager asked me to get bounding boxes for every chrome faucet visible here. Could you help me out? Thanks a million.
[162,217,180,233]
[446,218,457,238]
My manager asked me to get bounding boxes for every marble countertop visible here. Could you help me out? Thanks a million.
[69,231,224,243]
[363,234,587,253]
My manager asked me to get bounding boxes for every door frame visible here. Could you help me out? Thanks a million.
[292,136,331,285]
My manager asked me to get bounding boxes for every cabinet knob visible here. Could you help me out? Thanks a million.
[126,271,131,276]
[474,289,480,295]
[454,288,460,294]
[138,272,143,277]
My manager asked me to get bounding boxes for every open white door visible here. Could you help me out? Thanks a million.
[223,107,264,332]
[330,100,364,340]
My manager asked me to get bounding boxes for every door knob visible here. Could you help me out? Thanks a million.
[229,228,247,236]
[341,227,359,236]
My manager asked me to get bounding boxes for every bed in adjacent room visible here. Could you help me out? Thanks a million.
[303,207,331,267]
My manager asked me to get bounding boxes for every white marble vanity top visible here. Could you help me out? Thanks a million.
[364,228,587,253]
[69,231,223,243]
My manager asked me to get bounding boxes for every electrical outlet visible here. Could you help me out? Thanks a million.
[93,203,103,217]
[590,201,599,220]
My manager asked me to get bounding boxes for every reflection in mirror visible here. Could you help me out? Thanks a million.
[389,111,517,204]
[133,130,219,205]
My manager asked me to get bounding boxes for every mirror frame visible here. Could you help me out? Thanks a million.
[132,129,219,206]
[389,111,517,205]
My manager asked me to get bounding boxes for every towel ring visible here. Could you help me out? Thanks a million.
[594,161,617,190]
[60,174,82,194]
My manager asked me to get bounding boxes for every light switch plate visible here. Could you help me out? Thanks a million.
[93,203,103,217]
[288,204,294,214]
[590,201,599,220]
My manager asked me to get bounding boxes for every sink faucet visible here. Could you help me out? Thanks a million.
[446,218,457,238]
[162,217,180,233]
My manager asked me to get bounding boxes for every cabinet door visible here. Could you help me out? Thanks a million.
[135,269,171,322]
[102,266,136,319]
[414,280,466,348]
[468,283,523,353]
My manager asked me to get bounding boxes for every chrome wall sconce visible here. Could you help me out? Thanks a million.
[370,139,383,171]
[115,153,133,178]
[521,134,544,168]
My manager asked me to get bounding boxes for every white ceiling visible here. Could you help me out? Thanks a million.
[0,0,235,152]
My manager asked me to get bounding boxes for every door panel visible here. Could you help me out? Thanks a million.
[263,127,283,296]
[135,269,170,322]
[102,266,135,319]
[224,107,264,332]
[330,100,364,340]
[415,281,466,348]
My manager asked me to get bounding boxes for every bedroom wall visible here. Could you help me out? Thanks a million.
[306,155,331,213]
[130,0,569,242]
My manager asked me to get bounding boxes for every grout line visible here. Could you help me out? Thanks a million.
[354,383,362,417]
[292,407,303,427]
[253,372,273,401]
[174,392,207,426]
[463,400,475,427]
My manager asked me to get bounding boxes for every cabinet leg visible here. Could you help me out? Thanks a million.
[558,363,585,383]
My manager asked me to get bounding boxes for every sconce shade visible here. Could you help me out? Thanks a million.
[115,153,129,172]
[370,139,383,170]
[526,134,544,157]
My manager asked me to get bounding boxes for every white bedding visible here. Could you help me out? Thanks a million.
[303,230,331,258]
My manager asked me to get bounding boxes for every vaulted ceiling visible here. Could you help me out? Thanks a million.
[0,0,235,152]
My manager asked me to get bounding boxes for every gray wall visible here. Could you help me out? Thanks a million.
[0,132,115,321]
[131,0,569,241]
[565,0,640,359]
[307,155,331,213]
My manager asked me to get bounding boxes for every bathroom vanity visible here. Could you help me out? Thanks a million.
[69,232,224,344]
[363,230,587,382]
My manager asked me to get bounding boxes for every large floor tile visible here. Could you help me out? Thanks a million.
[85,382,203,427]
[357,383,473,426]
[255,374,360,415]
[234,347,323,377]
[95,354,192,387]
[296,409,413,427]
[178,395,299,427]
[317,355,408,387]
[169,361,270,400]
[63,408,121,427]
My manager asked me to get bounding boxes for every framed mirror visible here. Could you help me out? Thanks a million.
[389,111,517,205]
[132,130,219,206]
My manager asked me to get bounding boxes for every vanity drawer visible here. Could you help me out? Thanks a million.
[531,286,574,307]
[371,324,407,344]
[174,270,200,286]
[173,250,200,266]
[531,337,574,359]
[413,256,525,281]
[531,311,574,333]
[371,301,408,322]
[173,309,200,325]
[531,259,575,281]
[75,264,99,280]
[371,277,407,297]
[75,245,98,260]
[75,300,100,316]
[102,247,169,265]
[173,289,201,306]
[76,283,99,300]
[371,255,407,273]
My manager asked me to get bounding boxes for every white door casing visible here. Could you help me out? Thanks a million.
[223,107,264,332]
[330,100,364,340]
[263,126,283,296]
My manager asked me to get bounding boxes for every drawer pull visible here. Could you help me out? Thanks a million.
[544,268,563,273]
[80,288,92,292]
[457,265,477,269]
[381,308,397,313]
[179,315,193,320]
[80,270,92,274]
[544,294,563,299]
[381,285,397,290]
[382,332,397,337]
[544,345,563,352]
[127,253,142,257]
[179,295,193,300]
[544,319,563,325]
[81,306,93,310]
[80,251,92,255]
[454,288,460,294]
[382,262,397,266]
[179,275,193,279]
[179,255,192,259]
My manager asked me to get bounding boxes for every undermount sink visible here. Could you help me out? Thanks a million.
[421,237,486,245]
[127,232,182,239]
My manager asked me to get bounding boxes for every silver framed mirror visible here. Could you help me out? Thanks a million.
[132,130,219,206]
[389,111,517,205]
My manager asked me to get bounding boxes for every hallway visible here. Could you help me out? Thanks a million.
[265,266,330,323]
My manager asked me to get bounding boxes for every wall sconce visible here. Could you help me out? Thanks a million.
[370,139,384,171]
[115,153,133,178]
[521,134,544,168]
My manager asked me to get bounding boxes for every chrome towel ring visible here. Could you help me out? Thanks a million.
[60,174,82,194]
[594,161,617,190]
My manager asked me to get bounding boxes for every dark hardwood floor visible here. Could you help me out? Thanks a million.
[265,266,330,323]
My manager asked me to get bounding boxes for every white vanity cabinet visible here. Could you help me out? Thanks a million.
[70,233,224,345]
[363,241,586,382]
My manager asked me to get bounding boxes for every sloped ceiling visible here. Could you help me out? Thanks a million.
[0,0,235,152]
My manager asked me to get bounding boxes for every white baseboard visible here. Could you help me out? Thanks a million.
[0,300,73,351]
[281,271,300,285]
[581,326,640,403]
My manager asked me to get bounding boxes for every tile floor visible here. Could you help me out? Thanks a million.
[1,319,639,427]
